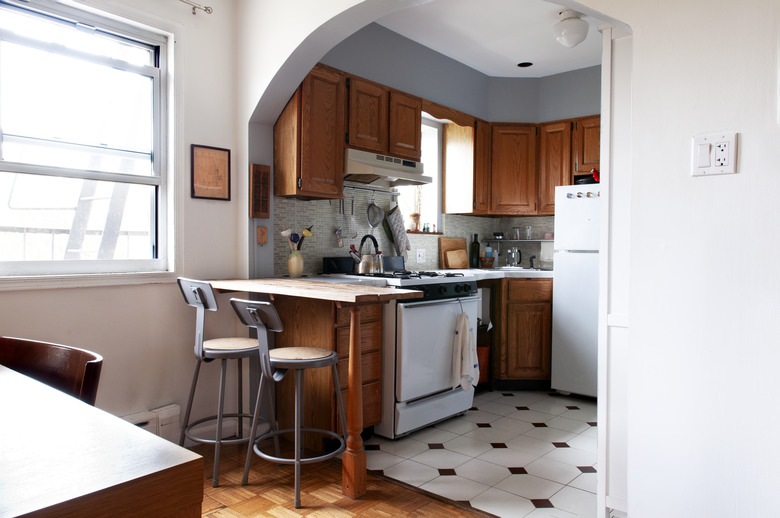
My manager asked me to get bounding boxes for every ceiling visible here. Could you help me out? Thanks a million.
[376,0,604,78]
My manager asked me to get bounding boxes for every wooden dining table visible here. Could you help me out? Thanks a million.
[209,277,421,499]
[0,364,203,518]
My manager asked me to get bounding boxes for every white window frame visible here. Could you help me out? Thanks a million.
[0,0,173,289]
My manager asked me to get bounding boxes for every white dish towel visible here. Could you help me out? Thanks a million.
[452,312,479,391]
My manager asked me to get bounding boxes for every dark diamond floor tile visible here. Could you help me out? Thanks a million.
[532,422,548,427]
[509,467,528,474]
[491,443,508,448]
[515,406,530,410]
[365,444,381,451]
[476,422,492,428]
[531,499,554,508]
[578,466,597,473]
[428,443,445,449]
[438,468,457,476]
[566,405,580,410]
[552,442,570,448]
[588,421,597,426]
[469,406,479,411]
[502,393,514,397]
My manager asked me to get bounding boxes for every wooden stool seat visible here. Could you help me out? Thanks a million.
[270,346,332,361]
[204,337,257,352]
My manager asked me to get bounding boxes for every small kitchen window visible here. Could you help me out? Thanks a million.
[396,118,442,232]
[0,0,169,280]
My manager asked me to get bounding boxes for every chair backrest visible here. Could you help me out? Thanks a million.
[230,299,284,379]
[0,336,103,405]
[177,277,220,358]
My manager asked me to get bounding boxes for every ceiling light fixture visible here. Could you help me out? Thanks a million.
[553,9,588,48]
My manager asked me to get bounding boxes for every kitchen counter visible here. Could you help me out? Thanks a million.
[209,277,421,501]
[438,268,554,281]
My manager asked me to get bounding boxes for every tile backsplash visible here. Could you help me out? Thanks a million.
[273,189,554,276]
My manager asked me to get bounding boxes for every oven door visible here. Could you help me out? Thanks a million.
[395,295,480,403]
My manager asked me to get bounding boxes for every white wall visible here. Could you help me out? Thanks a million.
[237,0,780,516]
[582,0,780,516]
[0,0,244,422]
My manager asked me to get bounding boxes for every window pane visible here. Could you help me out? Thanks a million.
[0,42,154,175]
[0,6,153,66]
[0,172,156,261]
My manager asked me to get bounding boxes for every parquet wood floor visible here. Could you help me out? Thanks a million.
[192,442,490,517]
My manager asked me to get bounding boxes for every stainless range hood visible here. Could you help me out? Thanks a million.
[344,148,431,187]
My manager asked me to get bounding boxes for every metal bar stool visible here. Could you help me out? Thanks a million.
[231,298,347,509]
[177,278,269,487]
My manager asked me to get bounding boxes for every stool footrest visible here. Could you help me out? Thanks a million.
[252,428,345,465]
[184,412,272,446]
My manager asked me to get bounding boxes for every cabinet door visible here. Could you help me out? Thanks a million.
[388,91,421,160]
[490,124,537,215]
[299,66,346,198]
[442,122,474,214]
[538,121,572,215]
[473,120,491,214]
[504,302,552,380]
[572,115,600,177]
[348,77,388,153]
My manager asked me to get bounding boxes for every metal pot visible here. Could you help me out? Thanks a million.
[357,234,383,274]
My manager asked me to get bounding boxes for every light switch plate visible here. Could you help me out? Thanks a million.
[691,131,737,176]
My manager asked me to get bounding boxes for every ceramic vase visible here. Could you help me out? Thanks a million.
[287,250,303,278]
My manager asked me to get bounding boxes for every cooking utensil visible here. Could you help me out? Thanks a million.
[357,234,383,274]
[366,193,384,233]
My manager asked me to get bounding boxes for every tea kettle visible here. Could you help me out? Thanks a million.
[357,234,383,274]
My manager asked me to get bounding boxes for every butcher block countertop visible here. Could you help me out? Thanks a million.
[209,278,422,304]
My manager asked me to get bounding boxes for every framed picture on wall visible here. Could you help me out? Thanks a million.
[191,144,230,200]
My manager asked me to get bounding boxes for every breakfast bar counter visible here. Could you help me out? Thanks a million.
[209,278,422,499]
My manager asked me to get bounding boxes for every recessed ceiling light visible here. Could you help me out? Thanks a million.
[517,62,533,68]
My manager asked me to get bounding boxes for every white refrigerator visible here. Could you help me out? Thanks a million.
[551,184,600,397]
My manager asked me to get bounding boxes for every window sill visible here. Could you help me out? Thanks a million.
[0,271,178,292]
[406,230,443,235]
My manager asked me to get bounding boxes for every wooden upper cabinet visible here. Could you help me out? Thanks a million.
[490,124,537,215]
[348,77,388,154]
[389,91,422,160]
[572,115,601,177]
[348,77,422,161]
[274,64,345,199]
[473,120,491,214]
[538,120,572,215]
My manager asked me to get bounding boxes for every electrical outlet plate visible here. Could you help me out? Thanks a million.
[416,248,425,263]
[691,131,737,176]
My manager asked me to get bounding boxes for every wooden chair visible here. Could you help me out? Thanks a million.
[0,336,103,405]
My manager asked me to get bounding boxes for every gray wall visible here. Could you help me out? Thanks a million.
[321,23,600,123]
[537,66,602,122]
[321,23,489,119]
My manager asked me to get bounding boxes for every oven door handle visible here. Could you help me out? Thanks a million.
[398,295,480,310]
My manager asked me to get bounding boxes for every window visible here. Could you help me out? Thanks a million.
[396,119,442,232]
[0,0,168,277]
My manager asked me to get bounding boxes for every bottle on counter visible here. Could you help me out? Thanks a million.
[469,233,480,268]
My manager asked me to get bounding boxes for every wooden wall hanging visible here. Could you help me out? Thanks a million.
[249,164,270,219]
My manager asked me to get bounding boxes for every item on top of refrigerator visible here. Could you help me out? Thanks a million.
[493,232,504,239]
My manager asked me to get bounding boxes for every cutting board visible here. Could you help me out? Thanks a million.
[445,249,469,269]
[438,237,467,268]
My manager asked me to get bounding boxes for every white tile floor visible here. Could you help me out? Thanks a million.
[365,390,597,518]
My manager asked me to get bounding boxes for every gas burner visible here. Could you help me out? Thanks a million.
[416,271,464,278]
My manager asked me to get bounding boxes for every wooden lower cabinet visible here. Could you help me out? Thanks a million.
[495,278,553,383]
[272,298,382,451]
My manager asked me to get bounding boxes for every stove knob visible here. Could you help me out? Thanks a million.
[454,284,463,293]
[438,286,448,295]
[421,286,430,297]
[464,283,474,293]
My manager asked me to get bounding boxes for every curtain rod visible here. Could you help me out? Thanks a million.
[178,0,212,15]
